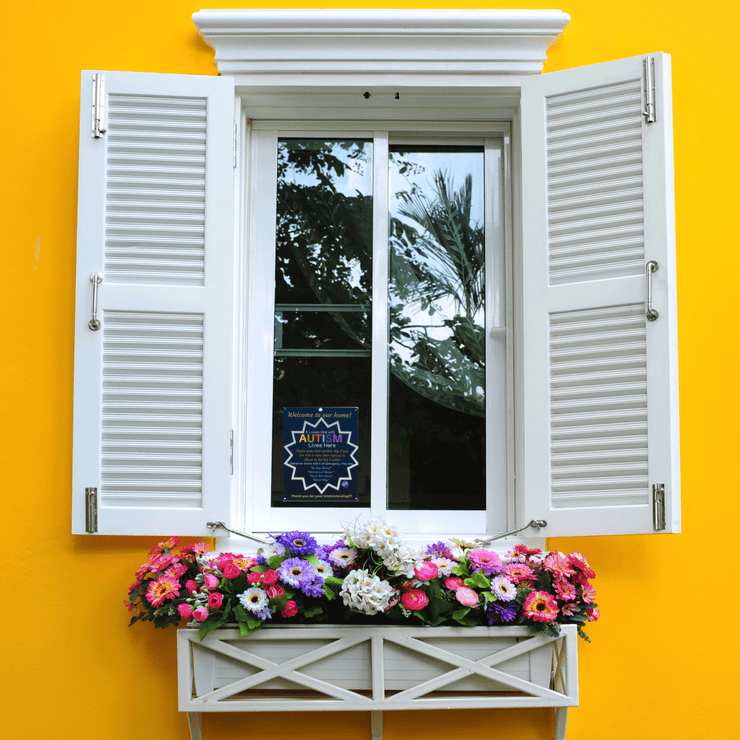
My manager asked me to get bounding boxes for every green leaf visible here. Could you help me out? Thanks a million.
[246,618,262,631]
[305,554,320,566]
[325,576,344,589]
[198,613,225,640]
[268,555,283,570]
[238,621,251,637]
[452,608,470,621]
[481,591,495,602]
[303,605,324,619]
[324,585,336,601]
[464,573,490,589]
[233,604,250,622]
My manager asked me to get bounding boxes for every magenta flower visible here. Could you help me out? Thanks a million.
[581,583,597,604]
[554,577,576,602]
[523,591,559,623]
[178,603,193,620]
[568,552,596,579]
[145,576,180,607]
[222,563,241,580]
[247,571,262,585]
[192,606,209,622]
[468,549,502,575]
[207,592,224,609]
[455,586,479,607]
[503,562,535,584]
[444,577,465,591]
[586,607,600,622]
[281,600,299,618]
[265,584,285,599]
[414,560,439,581]
[261,569,279,585]
[202,573,219,590]
[185,580,199,596]
[543,552,576,579]
[401,589,429,611]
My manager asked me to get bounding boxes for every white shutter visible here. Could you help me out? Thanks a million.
[72,71,236,535]
[519,53,679,537]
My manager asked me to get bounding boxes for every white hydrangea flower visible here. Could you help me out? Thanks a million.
[340,569,395,615]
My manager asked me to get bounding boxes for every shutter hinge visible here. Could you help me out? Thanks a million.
[230,429,234,474]
[643,57,656,124]
[652,483,666,531]
[85,487,98,533]
[91,73,107,138]
[232,123,238,168]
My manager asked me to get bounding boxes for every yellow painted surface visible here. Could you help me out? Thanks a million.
[2,1,738,738]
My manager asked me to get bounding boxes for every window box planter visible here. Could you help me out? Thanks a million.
[178,624,578,740]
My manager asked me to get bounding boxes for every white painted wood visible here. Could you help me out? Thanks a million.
[519,53,679,536]
[178,625,578,729]
[72,71,236,535]
[192,9,571,88]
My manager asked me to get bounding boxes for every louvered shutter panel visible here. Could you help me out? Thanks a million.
[72,71,236,535]
[519,53,679,537]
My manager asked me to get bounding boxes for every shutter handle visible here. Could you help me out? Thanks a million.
[88,272,103,331]
[645,261,659,322]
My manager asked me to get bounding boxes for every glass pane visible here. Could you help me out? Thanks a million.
[271,139,373,507]
[388,145,486,510]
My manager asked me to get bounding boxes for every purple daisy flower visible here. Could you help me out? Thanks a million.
[487,602,517,624]
[278,557,318,588]
[272,531,319,556]
[302,578,325,598]
[426,541,453,559]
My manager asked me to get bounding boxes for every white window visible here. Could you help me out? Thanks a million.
[71,9,679,543]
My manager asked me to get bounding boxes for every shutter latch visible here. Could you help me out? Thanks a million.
[230,429,234,475]
[643,57,656,124]
[85,487,98,533]
[652,483,666,531]
[91,73,107,138]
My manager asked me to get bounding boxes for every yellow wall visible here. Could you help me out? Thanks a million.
[2,1,737,738]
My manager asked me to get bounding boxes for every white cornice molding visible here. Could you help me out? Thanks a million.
[192,9,570,83]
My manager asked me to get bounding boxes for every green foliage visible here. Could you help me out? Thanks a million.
[465,573,491,590]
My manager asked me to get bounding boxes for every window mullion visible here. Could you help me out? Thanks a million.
[370,131,389,517]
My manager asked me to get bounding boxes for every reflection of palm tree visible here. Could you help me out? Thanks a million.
[390,170,486,416]
[394,170,484,320]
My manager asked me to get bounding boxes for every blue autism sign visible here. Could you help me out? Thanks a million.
[283,407,359,503]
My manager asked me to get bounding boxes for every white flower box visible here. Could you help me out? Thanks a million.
[178,624,578,740]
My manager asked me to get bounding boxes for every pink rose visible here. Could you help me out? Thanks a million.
[207,592,223,609]
[222,563,241,580]
[414,560,439,581]
[281,600,299,618]
[185,580,199,596]
[265,584,285,599]
[401,589,429,611]
[247,571,262,585]
[215,556,233,571]
[444,577,465,592]
[177,603,193,620]
[455,586,479,607]
[202,573,219,590]
[192,606,209,622]
[261,569,279,585]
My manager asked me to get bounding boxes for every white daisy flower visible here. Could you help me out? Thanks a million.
[239,587,269,613]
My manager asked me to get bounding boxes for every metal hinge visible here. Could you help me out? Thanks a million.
[643,57,656,124]
[91,73,107,138]
[230,429,234,474]
[232,123,238,168]
[85,487,98,533]
[652,483,665,531]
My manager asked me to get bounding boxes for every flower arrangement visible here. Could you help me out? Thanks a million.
[126,521,599,642]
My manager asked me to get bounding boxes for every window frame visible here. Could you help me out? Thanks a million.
[237,120,515,539]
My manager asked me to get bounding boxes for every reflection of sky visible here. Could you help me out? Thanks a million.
[389,148,485,358]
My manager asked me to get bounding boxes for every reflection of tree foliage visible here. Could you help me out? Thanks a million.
[276,140,372,346]
[389,170,486,417]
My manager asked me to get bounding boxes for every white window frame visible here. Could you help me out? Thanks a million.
[71,9,679,547]
[240,121,513,538]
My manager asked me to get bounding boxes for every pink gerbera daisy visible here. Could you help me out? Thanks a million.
[568,552,596,579]
[503,562,535,584]
[554,577,576,602]
[543,552,576,579]
[148,537,180,557]
[468,549,502,575]
[580,583,597,604]
[560,602,579,617]
[148,553,174,573]
[523,590,559,623]
[232,555,258,571]
[145,576,181,607]
[179,542,211,562]
[512,544,542,558]
[164,562,188,579]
